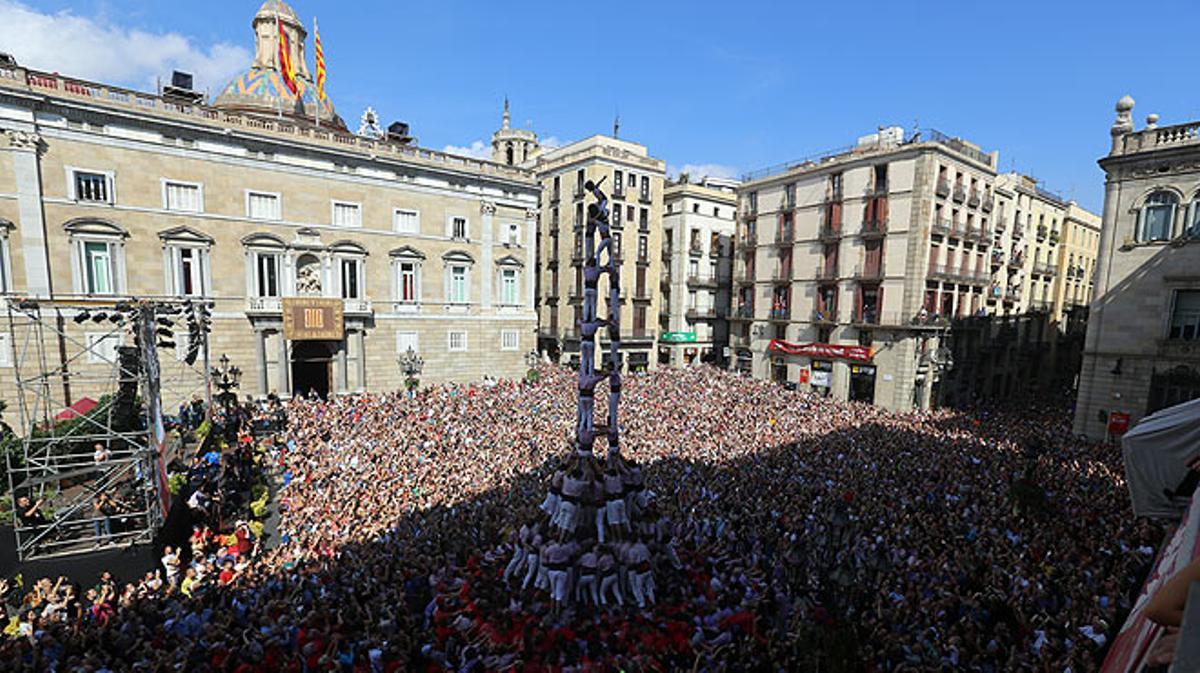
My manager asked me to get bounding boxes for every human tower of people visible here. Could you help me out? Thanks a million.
[1,366,1164,671]
[503,178,661,619]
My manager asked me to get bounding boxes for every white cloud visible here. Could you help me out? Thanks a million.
[442,139,491,160]
[0,1,250,94]
[540,136,564,150]
[668,163,741,181]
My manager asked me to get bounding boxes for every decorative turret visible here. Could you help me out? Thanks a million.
[213,0,345,129]
[491,98,540,166]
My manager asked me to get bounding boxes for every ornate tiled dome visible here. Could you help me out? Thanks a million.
[212,0,345,128]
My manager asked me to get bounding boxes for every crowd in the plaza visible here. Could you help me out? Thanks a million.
[1,366,1164,671]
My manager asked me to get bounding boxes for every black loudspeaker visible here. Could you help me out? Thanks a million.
[112,346,141,431]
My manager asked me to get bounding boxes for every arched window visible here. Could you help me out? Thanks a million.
[1139,191,1178,242]
[506,142,514,166]
[1187,191,1200,238]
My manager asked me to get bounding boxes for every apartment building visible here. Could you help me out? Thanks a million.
[531,135,666,371]
[1075,97,1200,439]
[0,1,539,409]
[659,177,738,367]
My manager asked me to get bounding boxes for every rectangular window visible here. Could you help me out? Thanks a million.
[614,171,623,194]
[448,331,467,352]
[452,217,468,239]
[73,171,111,203]
[174,247,205,296]
[396,331,419,354]
[399,262,418,302]
[394,209,420,234]
[0,240,8,293]
[500,268,518,305]
[1170,290,1200,341]
[450,265,468,303]
[638,235,648,261]
[340,259,361,299]
[255,253,280,297]
[501,329,519,351]
[85,332,120,364]
[164,181,202,212]
[247,191,281,220]
[332,201,362,228]
[612,205,622,228]
[83,241,114,294]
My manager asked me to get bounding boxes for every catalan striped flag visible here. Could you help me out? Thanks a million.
[314,18,326,101]
[277,16,298,96]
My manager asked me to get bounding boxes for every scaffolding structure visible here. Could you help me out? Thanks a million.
[4,298,210,561]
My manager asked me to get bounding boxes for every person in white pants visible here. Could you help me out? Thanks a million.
[576,543,599,606]
[597,547,622,607]
[503,525,530,583]
[626,539,653,608]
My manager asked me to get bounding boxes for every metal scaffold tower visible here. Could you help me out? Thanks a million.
[3,297,211,561]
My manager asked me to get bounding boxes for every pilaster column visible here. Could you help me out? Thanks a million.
[355,329,366,390]
[278,332,290,395]
[480,201,495,310]
[525,208,537,310]
[6,130,51,297]
[254,327,268,397]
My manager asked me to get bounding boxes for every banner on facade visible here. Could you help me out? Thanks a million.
[283,298,344,341]
[767,339,874,363]
[1108,411,1131,436]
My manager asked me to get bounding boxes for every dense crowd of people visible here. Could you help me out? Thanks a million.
[1,366,1163,671]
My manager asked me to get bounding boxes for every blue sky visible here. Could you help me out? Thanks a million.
[3,0,1198,212]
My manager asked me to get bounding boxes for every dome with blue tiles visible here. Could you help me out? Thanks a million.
[213,1,345,129]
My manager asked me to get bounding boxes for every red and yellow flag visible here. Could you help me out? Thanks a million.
[276,16,298,96]
[314,18,326,101]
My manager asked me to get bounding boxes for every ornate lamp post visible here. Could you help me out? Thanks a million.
[398,346,424,397]
[524,349,540,383]
[211,354,242,412]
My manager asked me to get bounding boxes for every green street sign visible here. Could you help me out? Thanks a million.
[660,331,697,343]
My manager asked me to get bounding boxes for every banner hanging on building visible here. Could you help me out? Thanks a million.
[283,298,344,341]
[767,339,874,363]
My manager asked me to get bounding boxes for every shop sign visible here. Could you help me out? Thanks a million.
[283,298,344,341]
[811,371,832,387]
[798,368,810,384]
[1108,412,1131,436]
[850,365,877,376]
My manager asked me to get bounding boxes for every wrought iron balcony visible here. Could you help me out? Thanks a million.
[952,184,966,203]
[935,178,951,198]
[818,225,842,242]
[860,219,887,237]
[769,308,791,321]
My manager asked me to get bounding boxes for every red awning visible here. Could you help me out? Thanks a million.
[55,396,98,421]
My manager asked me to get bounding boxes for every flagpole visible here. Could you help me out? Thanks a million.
[275,12,283,119]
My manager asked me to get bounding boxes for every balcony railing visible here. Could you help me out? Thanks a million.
[818,225,841,241]
[931,219,954,237]
[815,266,838,282]
[775,227,796,245]
[990,249,1005,266]
[968,189,981,208]
[686,308,717,320]
[573,185,586,200]
[1036,225,1048,241]
[245,296,282,314]
[611,187,625,200]
[1048,230,1060,245]
[952,184,966,203]
[867,182,889,197]
[731,305,754,320]
[769,308,791,321]
[661,247,671,262]
[1008,254,1025,268]
[343,298,373,315]
[812,308,837,323]
[1012,224,1024,240]
[740,231,758,247]
[1004,288,1020,302]
[981,196,994,212]
[689,242,704,256]
[638,191,652,205]
[861,219,887,237]
[853,264,883,281]
[994,217,1006,232]
[550,190,561,204]
[935,178,951,198]
[771,267,793,282]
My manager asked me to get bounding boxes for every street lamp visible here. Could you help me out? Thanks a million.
[211,353,242,411]
[398,346,424,396]
[524,349,540,383]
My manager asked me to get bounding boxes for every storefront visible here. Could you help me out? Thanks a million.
[849,364,877,403]
[810,360,833,396]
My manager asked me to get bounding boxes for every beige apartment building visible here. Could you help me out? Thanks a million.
[1075,97,1200,439]
[529,135,666,370]
[0,1,539,412]
[660,177,738,367]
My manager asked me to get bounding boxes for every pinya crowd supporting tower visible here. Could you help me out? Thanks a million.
[503,180,672,616]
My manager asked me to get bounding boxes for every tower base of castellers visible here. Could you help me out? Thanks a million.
[502,180,664,614]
